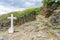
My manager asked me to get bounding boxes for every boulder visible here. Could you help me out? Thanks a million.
[50,12,60,26]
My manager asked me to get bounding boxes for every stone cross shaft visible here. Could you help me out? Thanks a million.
[8,14,16,33]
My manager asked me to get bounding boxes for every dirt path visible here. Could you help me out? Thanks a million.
[0,15,60,40]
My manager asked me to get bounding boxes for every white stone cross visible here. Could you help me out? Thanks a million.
[8,14,16,33]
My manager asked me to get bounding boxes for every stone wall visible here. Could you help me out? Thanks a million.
[16,12,36,25]
[0,11,36,30]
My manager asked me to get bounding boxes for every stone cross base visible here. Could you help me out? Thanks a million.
[8,27,14,33]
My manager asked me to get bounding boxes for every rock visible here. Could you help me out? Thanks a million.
[0,36,3,40]
[40,2,60,18]
[50,12,60,26]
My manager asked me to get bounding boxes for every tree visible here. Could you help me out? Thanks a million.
[42,0,60,5]
[42,0,52,4]
[58,0,60,2]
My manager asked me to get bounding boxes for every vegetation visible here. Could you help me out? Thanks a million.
[0,7,41,21]
[58,0,60,2]
[42,0,52,4]
[42,0,60,4]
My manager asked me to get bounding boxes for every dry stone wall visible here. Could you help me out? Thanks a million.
[16,12,36,25]
[0,11,36,30]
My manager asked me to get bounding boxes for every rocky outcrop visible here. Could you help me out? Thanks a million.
[48,3,60,27]
[40,1,60,18]
[50,12,60,26]
[38,1,60,27]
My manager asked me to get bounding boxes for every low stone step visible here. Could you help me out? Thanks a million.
[0,27,8,31]
[53,9,60,12]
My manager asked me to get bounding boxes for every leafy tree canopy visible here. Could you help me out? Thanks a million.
[42,0,60,4]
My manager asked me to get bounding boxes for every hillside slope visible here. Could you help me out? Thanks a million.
[0,15,59,40]
[0,7,41,29]
[0,7,41,21]
[1,1,60,40]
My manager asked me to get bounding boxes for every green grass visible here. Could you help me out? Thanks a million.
[0,7,41,21]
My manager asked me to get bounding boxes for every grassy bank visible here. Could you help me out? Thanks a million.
[0,7,41,21]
